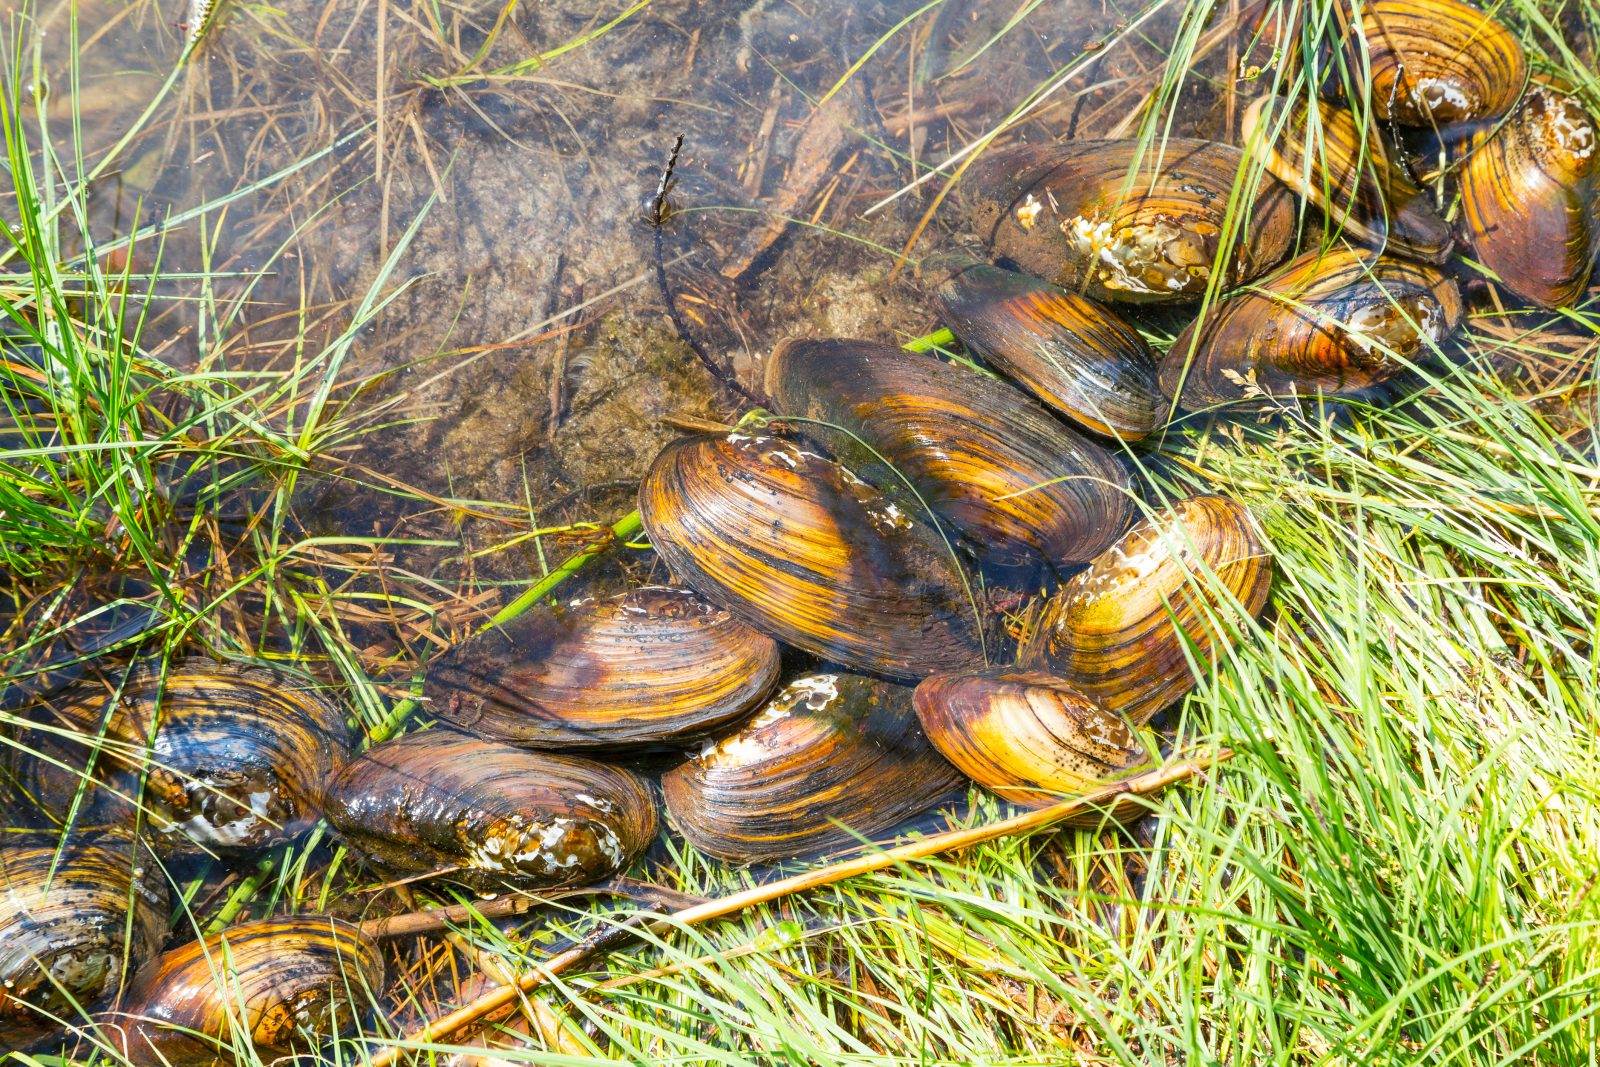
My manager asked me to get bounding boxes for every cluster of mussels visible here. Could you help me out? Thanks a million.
[2,0,1593,1060]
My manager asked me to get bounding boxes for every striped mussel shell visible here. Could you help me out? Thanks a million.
[1347,0,1526,127]
[661,672,964,862]
[0,830,169,1046]
[427,586,780,750]
[965,138,1297,303]
[325,729,656,889]
[1019,496,1272,724]
[1242,94,1452,263]
[764,337,1133,571]
[929,261,1162,441]
[638,430,988,681]
[18,660,356,856]
[107,915,384,1066]
[1158,246,1464,408]
[913,668,1152,817]
[1461,82,1600,309]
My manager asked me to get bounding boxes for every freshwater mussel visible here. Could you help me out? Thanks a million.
[1345,0,1526,127]
[426,586,780,749]
[325,729,656,889]
[662,672,964,862]
[1158,246,1464,407]
[7,660,354,856]
[765,337,1133,571]
[639,430,989,680]
[0,830,169,1047]
[104,915,384,1066]
[1020,495,1273,724]
[1460,81,1600,309]
[929,261,1163,441]
[965,138,1297,302]
[1242,94,1452,262]
[913,668,1153,819]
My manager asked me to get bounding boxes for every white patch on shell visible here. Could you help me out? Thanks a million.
[177,786,276,847]
[1341,300,1442,357]
[698,675,837,766]
[1067,514,1193,609]
[574,792,616,814]
[467,815,625,873]
[1408,77,1473,117]
[1547,94,1597,160]
[1015,193,1044,231]
[1063,216,1204,294]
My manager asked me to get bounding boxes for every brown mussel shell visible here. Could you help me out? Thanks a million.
[965,138,1296,303]
[0,831,169,1046]
[913,669,1152,816]
[639,431,988,681]
[427,586,781,750]
[325,729,656,889]
[662,673,964,862]
[15,660,355,856]
[1461,82,1600,309]
[1158,246,1464,408]
[765,338,1133,571]
[1242,94,1452,262]
[108,915,384,1066]
[930,261,1162,441]
[1351,0,1526,127]
[1019,496,1272,724]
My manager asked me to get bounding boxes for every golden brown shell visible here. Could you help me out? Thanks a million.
[661,673,964,862]
[325,729,657,889]
[1460,82,1600,308]
[109,915,385,1066]
[930,261,1162,440]
[0,831,169,1046]
[913,669,1151,817]
[426,586,781,749]
[1242,94,1452,262]
[1158,246,1464,408]
[638,431,988,680]
[1019,496,1273,724]
[1353,0,1527,127]
[764,337,1133,571]
[965,138,1296,303]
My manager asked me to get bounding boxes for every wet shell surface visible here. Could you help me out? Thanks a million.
[661,672,965,862]
[1019,496,1273,724]
[765,337,1133,570]
[638,430,988,681]
[913,669,1152,816]
[1158,246,1464,408]
[109,915,385,1067]
[965,138,1297,303]
[324,729,657,889]
[9,660,354,856]
[1461,83,1600,309]
[1242,94,1452,262]
[1353,0,1526,126]
[0,832,169,1046]
[930,261,1162,440]
[427,586,781,750]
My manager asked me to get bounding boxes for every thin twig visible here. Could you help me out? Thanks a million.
[365,748,1232,1065]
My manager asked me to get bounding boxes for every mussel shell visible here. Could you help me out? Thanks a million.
[1352,0,1526,127]
[109,915,384,1066]
[765,338,1133,570]
[1242,95,1452,262]
[17,660,356,856]
[0,831,169,1046]
[1158,246,1464,408]
[639,431,988,680]
[325,729,657,889]
[913,669,1152,816]
[1461,83,1600,309]
[965,138,1297,303]
[930,262,1162,440]
[426,586,780,750]
[1019,496,1272,724]
[661,673,964,862]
